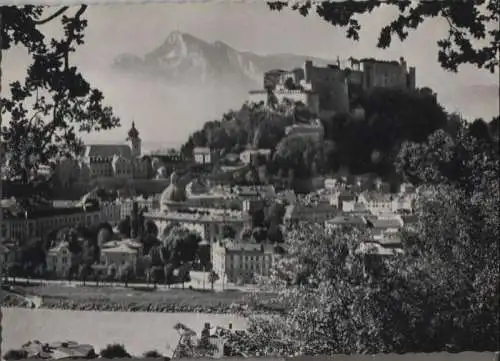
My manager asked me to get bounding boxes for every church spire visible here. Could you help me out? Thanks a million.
[127,121,139,140]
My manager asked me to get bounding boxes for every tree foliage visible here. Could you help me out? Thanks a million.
[3,349,29,361]
[96,227,112,248]
[118,216,132,238]
[100,344,131,358]
[242,124,499,355]
[322,88,448,177]
[396,118,499,194]
[1,5,120,185]
[163,226,201,265]
[181,102,294,157]
[142,350,164,359]
[268,1,500,73]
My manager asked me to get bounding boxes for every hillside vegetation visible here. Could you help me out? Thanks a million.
[181,87,498,185]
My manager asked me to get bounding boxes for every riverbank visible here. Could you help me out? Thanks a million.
[1,284,284,316]
[2,308,248,358]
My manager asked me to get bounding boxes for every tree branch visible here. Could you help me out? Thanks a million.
[63,5,88,70]
[34,6,69,25]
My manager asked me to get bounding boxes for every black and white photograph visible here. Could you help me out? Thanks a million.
[0,1,499,361]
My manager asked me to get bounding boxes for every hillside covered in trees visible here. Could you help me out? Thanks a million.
[181,87,499,185]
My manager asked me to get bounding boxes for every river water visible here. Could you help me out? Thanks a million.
[2,308,247,357]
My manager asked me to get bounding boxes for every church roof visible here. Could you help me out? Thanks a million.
[84,144,132,159]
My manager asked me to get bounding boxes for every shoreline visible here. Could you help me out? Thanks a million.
[1,294,284,316]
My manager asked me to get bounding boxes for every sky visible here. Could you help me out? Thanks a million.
[3,2,499,150]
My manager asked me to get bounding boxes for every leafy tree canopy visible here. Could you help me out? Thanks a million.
[268,0,499,73]
[1,5,120,185]
[240,125,500,355]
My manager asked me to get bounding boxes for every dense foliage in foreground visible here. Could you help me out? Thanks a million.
[235,122,500,355]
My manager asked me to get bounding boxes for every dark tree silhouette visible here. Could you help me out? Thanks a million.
[3,349,29,361]
[142,350,164,359]
[118,216,132,238]
[100,344,131,358]
[1,6,120,186]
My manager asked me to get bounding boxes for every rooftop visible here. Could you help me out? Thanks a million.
[356,242,403,256]
[145,210,249,223]
[193,147,212,154]
[84,144,132,160]
[367,217,403,229]
[327,215,367,226]
[360,191,393,203]
[100,243,138,254]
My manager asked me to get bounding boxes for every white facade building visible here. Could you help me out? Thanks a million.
[46,242,72,278]
[211,240,278,285]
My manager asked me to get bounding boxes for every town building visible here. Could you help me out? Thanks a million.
[283,202,339,226]
[284,118,324,141]
[239,149,272,165]
[46,241,72,278]
[145,173,252,243]
[325,214,368,231]
[330,191,358,211]
[148,148,188,176]
[355,241,404,257]
[211,239,278,285]
[118,195,159,220]
[53,123,152,189]
[251,60,349,116]
[1,199,101,244]
[366,215,404,242]
[358,192,394,215]
[193,147,218,165]
[99,241,141,272]
[146,208,251,245]
[391,194,415,213]
[399,182,416,194]
[99,201,122,225]
[248,89,321,115]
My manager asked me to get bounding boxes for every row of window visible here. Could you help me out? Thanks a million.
[2,213,100,239]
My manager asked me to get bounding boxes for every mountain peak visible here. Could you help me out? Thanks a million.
[214,40,230,48]
[113,31,334,88]
[165,30,186,44]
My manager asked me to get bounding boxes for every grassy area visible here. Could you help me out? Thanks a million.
[14,284,278,309]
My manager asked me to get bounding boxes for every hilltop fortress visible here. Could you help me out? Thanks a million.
[249,57,416,118]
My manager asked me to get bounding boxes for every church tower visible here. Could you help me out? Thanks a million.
[127,121,141,158]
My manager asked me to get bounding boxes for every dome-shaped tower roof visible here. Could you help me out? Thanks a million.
[127,121,140,140]
[160,171,187,211]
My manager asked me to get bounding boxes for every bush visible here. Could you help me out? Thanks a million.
[100,344,131,358]
[3,349,29,361]
[142,350,163,358]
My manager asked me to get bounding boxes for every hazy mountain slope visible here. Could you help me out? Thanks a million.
[112,31,332,88]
